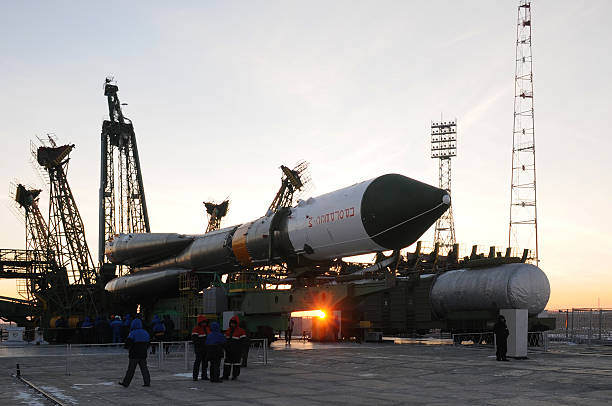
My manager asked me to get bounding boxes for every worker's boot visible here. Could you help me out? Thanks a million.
[231,365,240,380]
[222,364,231,380]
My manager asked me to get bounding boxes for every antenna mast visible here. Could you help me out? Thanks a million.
[509,1,538,264]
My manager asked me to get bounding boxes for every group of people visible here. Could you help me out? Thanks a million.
[191,315,249,382]
[53,313,175,345]
[117,314,251,388]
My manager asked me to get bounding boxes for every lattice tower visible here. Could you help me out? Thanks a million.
[204,200,230,233]
[267,161,310,214]
[99,77,150,271]
[12,184,72,312]
[36,140,97,286]
[509,1,538,264]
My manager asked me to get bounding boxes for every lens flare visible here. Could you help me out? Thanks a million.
[291,310,327,319]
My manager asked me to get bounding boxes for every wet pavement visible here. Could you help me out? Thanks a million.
[1,340,611,405]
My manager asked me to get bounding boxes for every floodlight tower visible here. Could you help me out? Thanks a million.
[509,0,538,264]
[431,119,457,253]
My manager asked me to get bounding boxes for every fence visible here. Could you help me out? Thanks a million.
[451,331,548,351]
[64,339,268,375]
[5,339,268,376]
[545,308,612,345]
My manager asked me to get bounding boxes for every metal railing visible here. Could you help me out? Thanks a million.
[451,332,494,347]
[451,331,549,351]
[545,308,612,345]
[63,339,268,375]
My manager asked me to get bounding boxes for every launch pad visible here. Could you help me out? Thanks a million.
[2,341,611,405]
[0,77,554,347]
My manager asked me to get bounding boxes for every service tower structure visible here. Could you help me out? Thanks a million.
[431,118,457,254]
[99,77,150,273]
[509,1,538,264]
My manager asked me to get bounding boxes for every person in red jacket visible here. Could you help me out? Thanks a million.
[222,315,247,380]
[191,315,210,380]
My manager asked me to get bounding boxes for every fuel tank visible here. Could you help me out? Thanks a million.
[430,263,550,317]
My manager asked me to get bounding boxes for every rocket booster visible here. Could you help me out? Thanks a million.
[105,174,450,296]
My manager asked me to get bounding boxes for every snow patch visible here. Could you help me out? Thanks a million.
[173,372,193,378]
[40,385,78,404]
[14,390,45,406]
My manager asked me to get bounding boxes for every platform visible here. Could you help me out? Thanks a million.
[1,340,611,405]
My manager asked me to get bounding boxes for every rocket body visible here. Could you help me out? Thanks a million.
[105,174,450,296]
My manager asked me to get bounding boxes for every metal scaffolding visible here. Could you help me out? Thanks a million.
[12,185,67,307]
[431,119,457,253]
[36,140,97,287]
[509,1,538,264]
[99,77,150,272]
[204,200,229,233]
[267,161,310,214]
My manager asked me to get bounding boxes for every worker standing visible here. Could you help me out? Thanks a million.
[222,315,247,380]
[191,315,210,381]
[206,322,226,383]
[150,315,165,355]
[285,317,294,344]
[80,316,93,344]
[240,318,250,368]
[118,318,151,387]
[111,315,122,343]
[163,315,175,355]
[494,315,510,362]
[121,314,132,342]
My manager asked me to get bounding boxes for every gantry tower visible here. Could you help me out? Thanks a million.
[509,1,538,264]
[99,77,150,269]
[36,139,97,286]
[204,200,230,233]
[12,184,70,312]
[431,119,457,253]
[267,161,310,214]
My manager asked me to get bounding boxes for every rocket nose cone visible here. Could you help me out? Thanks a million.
[360,174,450,250]
[442,193,451,206]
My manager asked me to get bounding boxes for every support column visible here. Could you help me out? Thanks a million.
[500,308,528,358]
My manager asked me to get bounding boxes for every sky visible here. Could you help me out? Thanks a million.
[0,1,610,310]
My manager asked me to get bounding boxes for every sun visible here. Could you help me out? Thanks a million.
[291,310,327,319]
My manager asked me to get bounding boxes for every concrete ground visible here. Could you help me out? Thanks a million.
[1,340,611,406]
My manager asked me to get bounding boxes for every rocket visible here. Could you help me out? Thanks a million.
[104,174,450,296]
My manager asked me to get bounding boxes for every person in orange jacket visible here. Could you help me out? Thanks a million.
[222,315,247,380]
[191,315,210,380]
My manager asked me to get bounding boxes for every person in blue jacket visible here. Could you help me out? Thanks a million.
[150,315,165,354]
[119,318,151,387]
[205,322,226,383]
[94,316,103,343]
[111,315,122,343]
[80,316,93,344]
[121,314,132,342]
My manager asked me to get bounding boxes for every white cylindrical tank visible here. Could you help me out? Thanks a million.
[430,263,550,317]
